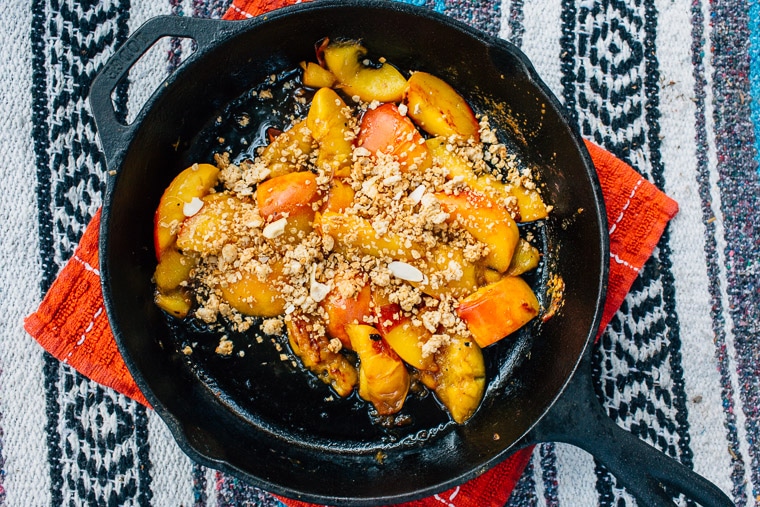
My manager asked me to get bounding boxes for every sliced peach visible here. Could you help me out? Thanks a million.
[456,275,539,348]
[220,265,286,318]
[260,119,314,179]
[322,40,407,103]
[318,211,420,261]
[320,280,372,349]
[412,244,479,299]
[405,72,479,141]
[428,333,485,424]
[256,171,321,221]
[426,137,480,186]
[154,163,219,259]
[287,313,358,397]
[300,61,336,89]
[153,248,197,293]
[321,178,355,213]
[279,212,317,245]
[426,138,548,222]
[154,289,192,319]
[506,238,540,276]
[176,193,251,256]
[375,302,436,372]
[357,103,431,171]
[434,190,519,273]
[346,323,410,415]
[480,268,503,285]
[509,184,549,222]
[306,87,353,177]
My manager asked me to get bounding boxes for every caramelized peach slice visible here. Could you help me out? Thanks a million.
[154,289,192,319]
[412,244,479,299]
[357,103,431,171]
[318,211,420,261]
[508,184,550,223]
[320,279,372,349]
[427,333,485,424]
[322,40,407,103]
[321,178,355,213]
[375,302,437,372]
[287,313,358,397]
[154,163,219,259]
[153,248,197,293]
[260,119,314,179]
[457,275,539,348]
[176,193,252,256]
[256,171,321,221]
[506,238,540,276]
[434,190,519,273]
[405,71,479,141]
[426,138,548,222]
[306,87,353,177]
[220,264,286,317]
[346,323,410,415]
[300,61,336,89]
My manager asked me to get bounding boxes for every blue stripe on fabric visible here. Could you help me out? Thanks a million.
[394,0,445,13]
[750,0,760,174]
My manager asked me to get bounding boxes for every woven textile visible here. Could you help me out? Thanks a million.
[2,0,759,506]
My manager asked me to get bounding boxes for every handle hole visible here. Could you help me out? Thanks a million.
[110,36,197,126]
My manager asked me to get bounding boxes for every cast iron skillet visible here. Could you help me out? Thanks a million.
[89,2,733,506]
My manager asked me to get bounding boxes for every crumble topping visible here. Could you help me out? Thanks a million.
[177,101,543,359]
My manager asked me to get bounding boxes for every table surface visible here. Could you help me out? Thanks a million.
[1,0,759,506]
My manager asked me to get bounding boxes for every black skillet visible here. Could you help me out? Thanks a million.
[89,2,733,506]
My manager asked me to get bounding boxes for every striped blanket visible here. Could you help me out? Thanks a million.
[1,0,758,505]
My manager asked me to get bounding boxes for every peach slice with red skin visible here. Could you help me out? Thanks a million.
[320,279,372,349]
[154,163,219,260]
[456,275,539,348]
[257,171,322,243]
[257,171,321,221]
[405,71,480,141]
[357,103,431,171]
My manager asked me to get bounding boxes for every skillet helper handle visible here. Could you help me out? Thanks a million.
[529,351,733,507]
[88,15,235,167]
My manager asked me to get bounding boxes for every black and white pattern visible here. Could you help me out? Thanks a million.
[1,0,758,505]
[29,1,152,506]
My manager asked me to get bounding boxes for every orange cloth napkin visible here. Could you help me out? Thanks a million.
[24,0,680,504]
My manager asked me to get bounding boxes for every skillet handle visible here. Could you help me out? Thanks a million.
[88,15,241,167]
[527,350,733,507]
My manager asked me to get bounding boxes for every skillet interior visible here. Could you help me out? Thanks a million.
[99,2,606,504]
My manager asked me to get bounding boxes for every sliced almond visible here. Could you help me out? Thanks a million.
[388,261,424,282]
[262,217,288,239]
[183,197,204,217]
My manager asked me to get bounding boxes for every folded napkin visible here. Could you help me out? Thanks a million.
[23,0,679,503]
